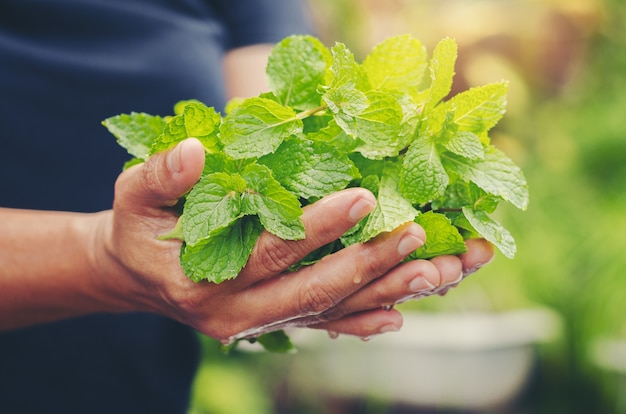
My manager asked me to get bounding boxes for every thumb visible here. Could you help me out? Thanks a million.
[115,138,205,210]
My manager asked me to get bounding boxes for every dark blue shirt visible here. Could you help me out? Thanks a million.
[0,1,312,412]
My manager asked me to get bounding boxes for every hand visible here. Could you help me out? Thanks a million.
[92,138,494,343]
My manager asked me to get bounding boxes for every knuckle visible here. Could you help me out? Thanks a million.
[141,157,165,195]
[253,235,300,274]
[316,302,349,322]
[354,247,387,282]
[297,281,341,316]
[163,285,203,317]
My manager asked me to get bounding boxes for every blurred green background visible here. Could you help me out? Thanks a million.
[188,0,626,412]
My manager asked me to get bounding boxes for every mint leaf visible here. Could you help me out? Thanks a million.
[183,172,247,246]
[441,81,509,140]
[219,97,303,159]
[426,37,458,107]
[352,91,406,159]
[443,131,485,160]
[442,146,529,210]
[181,216,263,283]
[359,162,419,242]
[322,83,369,135]
[412,211,466,259]
[325,42,369,91]
[151,102,221,155]
[259,135,360,199]
[202,152,254,176]
[400,136,449,205]
[462,207,516,259]
[267,35,332,110]
[307,119,358,153]
[173,99,205,115]
[362,33,428,93]
[102,112,166,160]
[255,330,296,353]
[321,42,371,136]
[240,164,305,240]
[432,180,500,213]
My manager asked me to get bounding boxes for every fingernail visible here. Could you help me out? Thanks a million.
[397,231,424,256]
[349,197,376,221]
[463,259,492,277]
[327,331,339,339]
[379,324,400,334]
[409,276,436,293]
[166,141,185,173]
[452,271,464,285]
[434,272,464,296]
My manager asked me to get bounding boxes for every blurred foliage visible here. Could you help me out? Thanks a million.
[190,0,626,412]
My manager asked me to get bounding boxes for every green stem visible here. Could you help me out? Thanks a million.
[295,104,328,120]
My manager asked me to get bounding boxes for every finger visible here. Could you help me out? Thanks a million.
[114,138,205,212]
[298,239,495,327]
[311,308,404,339]
[460,238,495,276]
[237,188,377,284]
[221,222,425,338]
[312,259,442,321]
[429,239,495,296]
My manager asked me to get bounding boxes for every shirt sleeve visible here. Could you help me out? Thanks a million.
[210,0,315,49]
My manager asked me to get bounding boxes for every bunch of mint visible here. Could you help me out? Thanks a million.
[103,34,528,287]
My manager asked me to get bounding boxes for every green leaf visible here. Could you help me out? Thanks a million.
[325,42,369,91]
[151,102,221,155]
[267,35,332,110]
[352,91,406,159]
[444,131,485,160]
[202,152,254,176]
[359,162,419,242]
[431,180,500,213]
[462,207,517,259]
[426,37,458,107]
[442,146,529,210]
[259,136,360,199]
[182,172,247,246]
[362,34,428,93]
[181,216,263,283]
[173,99,205,116]
[307,119,358,153]
[159,216,184,241]
[122,157,144,170]
[412,211,466,259]
[219,97,303,159]
[400,136,449,205]
[322,83,369,134]
[441,81,509,139]
[241,164,305,240]
[255,330,296,353]
[102,112,166,160]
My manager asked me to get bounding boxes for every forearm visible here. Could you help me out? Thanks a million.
[0,208,118,330]
[222,43,274,99]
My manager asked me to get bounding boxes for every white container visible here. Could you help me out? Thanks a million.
[282,308,561,410]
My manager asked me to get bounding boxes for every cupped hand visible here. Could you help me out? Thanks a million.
[94,139,494,343]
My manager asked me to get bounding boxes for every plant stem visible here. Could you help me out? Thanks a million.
[295,104,328,120]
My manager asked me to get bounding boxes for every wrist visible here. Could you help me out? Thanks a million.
[84,210,153,315]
